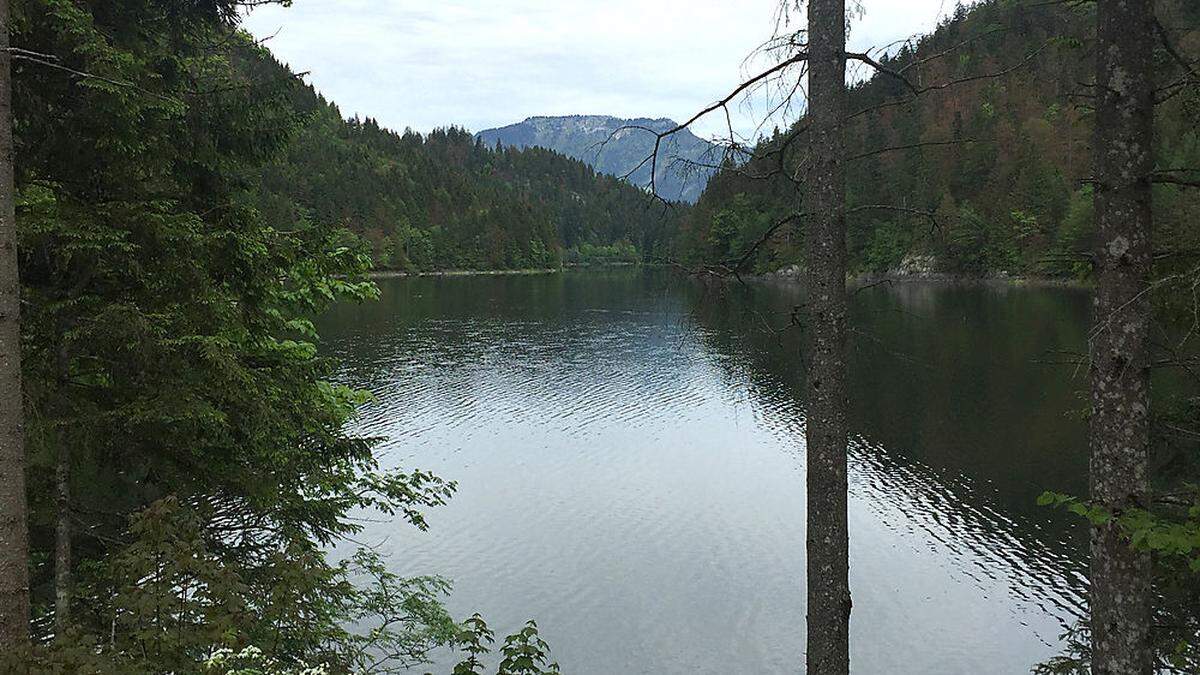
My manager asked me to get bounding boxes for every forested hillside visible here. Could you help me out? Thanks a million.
[676,0,1200,278]
[253,61,673,271]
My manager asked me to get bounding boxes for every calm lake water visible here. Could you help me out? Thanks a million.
[318,269,1093,674]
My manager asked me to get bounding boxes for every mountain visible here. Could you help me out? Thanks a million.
[476,115,721,203]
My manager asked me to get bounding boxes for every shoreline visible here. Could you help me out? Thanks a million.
[367,264,1091,289]
[854,273,1090,290]
[369,267,561,279]
[368,262,644,279]
[751,269,1092,290]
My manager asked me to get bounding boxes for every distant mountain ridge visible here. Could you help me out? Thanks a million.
[476,115,720,203]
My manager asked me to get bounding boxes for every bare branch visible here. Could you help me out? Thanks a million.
[848,41,1053,122]
[1153,172,1200,189]
[603,51,809,201]
[847,137,989,162]
[723,212,806,274]
[1153,16,1199,87]
[846,203,938,230]
[846,52,920,96]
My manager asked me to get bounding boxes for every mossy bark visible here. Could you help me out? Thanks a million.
[0,0,30,647]
[1089,1,1154,672]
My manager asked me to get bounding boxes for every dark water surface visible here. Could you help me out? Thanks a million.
[318,269,1092,674]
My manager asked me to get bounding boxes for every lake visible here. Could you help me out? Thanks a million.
[318,269,1092,674]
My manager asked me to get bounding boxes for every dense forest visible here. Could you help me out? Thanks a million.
[251,56,673,272]
[0,1,565,672]
[676,0,1200,279]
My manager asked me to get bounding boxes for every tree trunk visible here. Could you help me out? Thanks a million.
[50,335,72,636]
[1089,1,1154,673]
[0,0,30,647]
[54,437,70,635]
[804,0,850,672]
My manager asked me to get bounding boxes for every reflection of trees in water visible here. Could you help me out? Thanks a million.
[688,280,1093,503]
[319,271,717,447]
[320,270,1094,635]
[686,279,1091,627]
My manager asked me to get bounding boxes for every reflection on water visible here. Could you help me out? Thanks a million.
[318,269,1092,674]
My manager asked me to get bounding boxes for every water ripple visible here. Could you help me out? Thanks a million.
[318,271,1091,675]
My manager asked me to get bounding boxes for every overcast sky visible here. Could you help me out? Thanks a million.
[242,1,954,141]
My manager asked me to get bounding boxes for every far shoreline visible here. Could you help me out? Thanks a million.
[366,263,1092,290]
[752,266,1092,291]
[367,262,641,279]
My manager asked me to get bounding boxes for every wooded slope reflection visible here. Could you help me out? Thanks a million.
[318,269,1090,674]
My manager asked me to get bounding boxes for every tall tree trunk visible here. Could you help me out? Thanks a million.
[1090,1,1154,673]
[54,438,70,635]
[52,337,72,635]
[0,0,30,647]
[804,0,850,672]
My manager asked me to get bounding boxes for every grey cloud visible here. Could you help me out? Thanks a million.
[244,0,951,139]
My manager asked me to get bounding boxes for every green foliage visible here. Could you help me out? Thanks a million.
[862,219,912,272]
[8,1,466,671]
[1044,187,1095,278]
[450,615,560,675]
[497,622,560,675]
[451,615,496,675]
[1038,487,1200,672]
[566,240,639,265]
[1123,498,1200,572]
[1036,491,1113,527]
[935,201,1019,275]
[707,207,743,260]
[1037,488,1200,569]
[673,190,792,272]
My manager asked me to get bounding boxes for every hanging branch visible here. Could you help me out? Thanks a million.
[724,212,808,278]
[845,51,921,96]
[847,41,1053,122]
[847,137,991,162]
[599,51,810,202]
[846,204,939,231]
[4,47,165,98]
[1154,16,1199,85]
[1152,170,1200,189]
